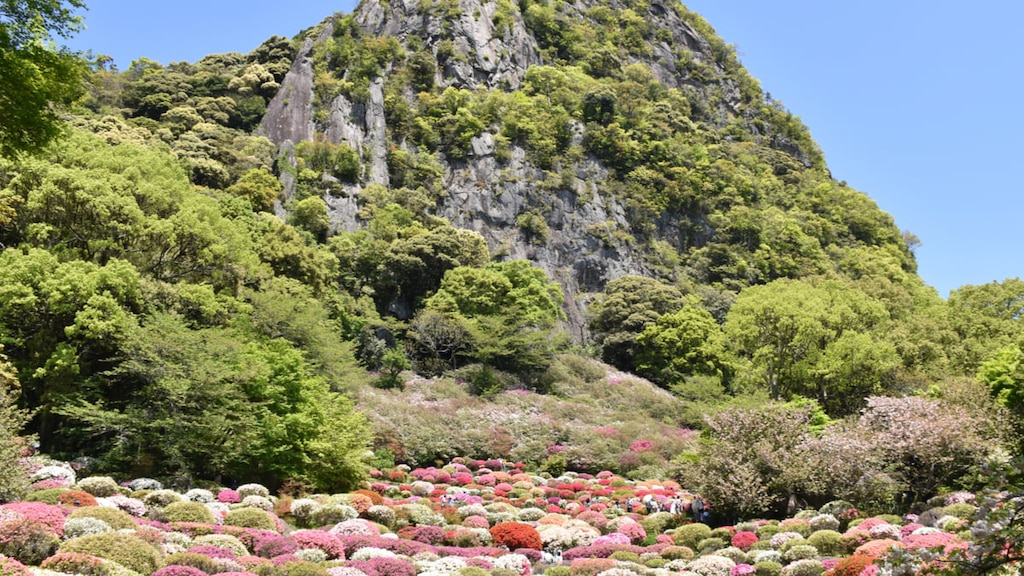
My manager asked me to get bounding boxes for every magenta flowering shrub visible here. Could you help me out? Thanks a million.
[463,515,489,529]
[1,501,65,535]
[616,521,646,544]
[187,545,237,559]
[410,525,445,544]
[291,530,346,559]
[476,474,496,486]
[336,535,430,558]
[562,543,645,561]
[731,564,755,576]
[629,440,653,452]
[255,535,298,558]
[593,533,630,546]
[152,566,208,576]
[217,490,241,503]
[270,554,301,565]
[331,519,380,537]
[347,557,416,576]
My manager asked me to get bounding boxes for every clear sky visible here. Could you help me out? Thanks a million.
[66,0,1024,297]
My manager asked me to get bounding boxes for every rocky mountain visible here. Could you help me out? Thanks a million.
[254,0,909,339]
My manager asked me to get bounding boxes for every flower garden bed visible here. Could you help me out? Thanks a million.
[0,456,1011,576]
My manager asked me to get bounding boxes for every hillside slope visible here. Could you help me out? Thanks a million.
[254,0,913,338]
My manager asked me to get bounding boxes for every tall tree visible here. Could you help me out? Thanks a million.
[723,278,898,414]
[0,0,88,157]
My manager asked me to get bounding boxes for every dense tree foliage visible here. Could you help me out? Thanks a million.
[0,0,88,157]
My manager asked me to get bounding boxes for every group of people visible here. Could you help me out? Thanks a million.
[620,494,711,523]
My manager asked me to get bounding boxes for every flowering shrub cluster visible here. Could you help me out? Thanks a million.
[0,456,1017,576]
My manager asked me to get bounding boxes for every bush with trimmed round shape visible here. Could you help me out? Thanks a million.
[779,559,822,576]
[753,561,782,576]
[58,532,162,574]
[826,555,875,576]
[59,490,99,508]
[242,495,274,511]
[153,566,208,576]
[806,515,839,532]
[62,516,114,539]
[76,477,121,498]
[193,533,250,557]
[491,522,542,550]
[674,523,712,549]
[715,546,748,564]
[1,501,65,535]
[782,544,818,562]
[68,505,137,530]
[225,507,277,531]
[686,554,735,576]
[0,518,60,564]
[41,553,116,576]
[608,551,640,563]
[25,489,64,505]
[256,535,299,558]
[144,489,184,508]
[0,556,30,576]
[237,484,270,499]
[804,530,842,556]
[659,546,694,561]
[731,531,759,552]
[311,504,357,527]
[164,501,216,524]
[164,552,220,573]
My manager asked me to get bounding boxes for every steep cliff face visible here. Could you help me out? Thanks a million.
[257,0,903,339]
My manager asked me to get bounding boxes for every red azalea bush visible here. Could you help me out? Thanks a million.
[58,490,98,508]
[732,531,759,551]
[491,522,542,551]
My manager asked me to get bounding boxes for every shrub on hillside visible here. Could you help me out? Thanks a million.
[193,533,250,557]
[76,477,121,498]
[255,535,299,558]
[780,559,823,576]
[825,554,875,576]
[68,506,137,530]
[164,501,216,524]
[153,566,208,576]
[0,501,65,535]
[752,561,782,576]
[732,531,759,551]
[685,554,735,576]
[58,532,162,574]
[164,552,220,573]
[673,523,712,549]
[24,488,64,505]
[491,522,542,550]
[62,516,114,539]
[0,518,60,564]
[225,507,277,531]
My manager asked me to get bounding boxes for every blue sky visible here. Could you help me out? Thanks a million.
[66,0,1024,297]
